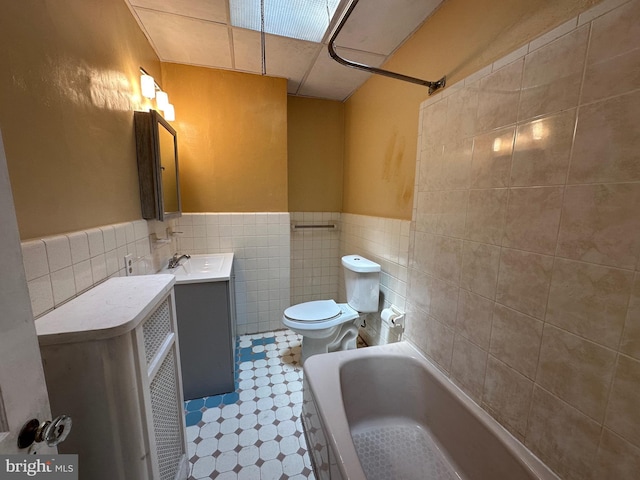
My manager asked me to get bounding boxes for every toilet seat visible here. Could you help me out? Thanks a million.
[284,300,341,322]
[283,300,359,331]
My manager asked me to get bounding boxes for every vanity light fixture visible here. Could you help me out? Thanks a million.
[139,67,176,121]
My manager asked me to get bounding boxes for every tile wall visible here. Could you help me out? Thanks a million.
[21,219,175,318]
[290,212,341,306]
[406,0,640,478]
[175,213,291,335]
[21,212,290,336]
[339,213,411,346]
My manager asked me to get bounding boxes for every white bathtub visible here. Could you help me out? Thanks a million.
[302,341,558,480]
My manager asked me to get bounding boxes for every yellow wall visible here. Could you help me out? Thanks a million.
[344,0,601,220]
[161,64,288,213]
[0,0,161,240]
[287,97,344,212]
[0,0,605,238]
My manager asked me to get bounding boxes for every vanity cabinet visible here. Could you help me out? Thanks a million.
[174,266,236,400]
[36,275,188,480]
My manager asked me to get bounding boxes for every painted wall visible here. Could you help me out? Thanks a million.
[343,0,601,220]
[287,97,344,212]
[161,63,288,213]
[405,1,640,478]
[0,0,161,240]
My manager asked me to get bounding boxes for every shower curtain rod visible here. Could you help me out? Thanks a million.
[327,0,446,95]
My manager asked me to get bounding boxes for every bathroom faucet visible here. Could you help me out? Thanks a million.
[168,253,190,269]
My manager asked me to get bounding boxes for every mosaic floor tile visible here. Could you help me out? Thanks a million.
[185,329,315,480]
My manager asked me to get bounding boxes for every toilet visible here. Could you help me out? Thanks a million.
[283,254,380,363]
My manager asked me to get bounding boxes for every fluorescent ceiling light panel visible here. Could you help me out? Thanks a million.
[230,0,340,43]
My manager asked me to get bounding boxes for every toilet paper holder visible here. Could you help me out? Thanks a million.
[381,305,405,328]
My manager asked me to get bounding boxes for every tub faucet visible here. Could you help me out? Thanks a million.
[168,253,190,269]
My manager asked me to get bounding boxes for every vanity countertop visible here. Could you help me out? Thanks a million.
[159,252,234,284]
[36,274,176,346]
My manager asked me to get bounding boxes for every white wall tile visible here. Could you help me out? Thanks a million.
[135,238,151,257]
[72,260,94,293]
[133,220,148,240]
[124,223,136,244]
[68,232,90,263]
[90,255,107,283]
[43,235,72,272]
[176,212,291,334]
[50,266,76,306]
[22,240,49,281]
[27,274,54,317]
[100,225,117,252]
[87,228,105,257]
[105,250,120,276]
[114,223,127,247]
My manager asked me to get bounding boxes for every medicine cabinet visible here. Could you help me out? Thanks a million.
[134,110,181,221]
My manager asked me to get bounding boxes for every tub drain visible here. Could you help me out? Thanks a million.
[352,424,460,480]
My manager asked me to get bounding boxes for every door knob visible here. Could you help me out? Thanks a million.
[18,415,72,449]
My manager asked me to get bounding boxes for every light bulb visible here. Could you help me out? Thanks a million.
[156,91,169,110]
[164,104,175,122]
[140,74,155,99]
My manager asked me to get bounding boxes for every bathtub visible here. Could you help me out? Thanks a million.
[302,341,558,480]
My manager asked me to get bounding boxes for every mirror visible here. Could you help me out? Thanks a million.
[134,110,181,221]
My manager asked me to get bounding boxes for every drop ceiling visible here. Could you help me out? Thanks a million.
[125,0,444,101]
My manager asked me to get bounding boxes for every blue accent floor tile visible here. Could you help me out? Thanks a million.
[237,346,267,362]
[222,392,239,405]
[251,351,266,361]
[186,335,274,427]
[238,348,254,362]
[205,395,223,408]
[185,398,204,412]
[185,411,202,427]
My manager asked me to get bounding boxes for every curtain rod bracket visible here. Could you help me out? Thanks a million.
[328,0,446,95]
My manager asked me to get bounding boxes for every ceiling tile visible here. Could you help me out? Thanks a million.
[130,0,228,23]
[231,28,262,73]
[125,0,442,100]
[298,46,385,100]
[135,8,233,68]
[334,0,442,55]
[265,35,322,93]
[130,0,229,24]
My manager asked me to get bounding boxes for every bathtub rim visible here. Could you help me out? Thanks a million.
[303,341,559,480]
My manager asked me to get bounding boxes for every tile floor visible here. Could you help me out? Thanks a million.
[184,329,316,480]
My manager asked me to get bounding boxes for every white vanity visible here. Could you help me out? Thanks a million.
[36,275,188,480]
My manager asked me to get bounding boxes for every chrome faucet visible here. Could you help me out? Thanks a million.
[168,253,190,269]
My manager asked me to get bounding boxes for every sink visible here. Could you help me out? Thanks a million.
[160,253,234,284]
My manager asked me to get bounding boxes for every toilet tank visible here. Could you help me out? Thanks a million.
[342,255,380,313]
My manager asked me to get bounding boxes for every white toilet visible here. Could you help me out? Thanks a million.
[283,254,380,363]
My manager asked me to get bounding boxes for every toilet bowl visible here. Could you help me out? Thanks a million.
[282,255,380,363]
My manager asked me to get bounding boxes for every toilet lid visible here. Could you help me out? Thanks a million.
[284,300,342,322]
